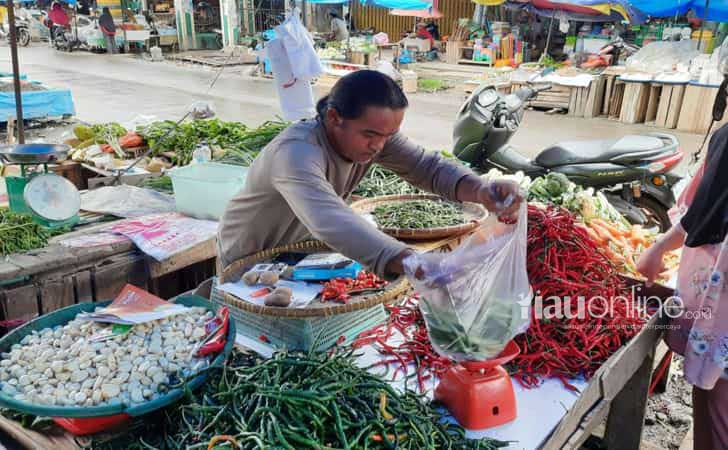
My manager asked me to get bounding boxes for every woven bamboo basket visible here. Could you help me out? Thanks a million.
[350,194,488,240]
[219,241,409,318]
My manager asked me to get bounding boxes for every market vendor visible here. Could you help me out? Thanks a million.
[218,70,522,277]
[328,10,349,42]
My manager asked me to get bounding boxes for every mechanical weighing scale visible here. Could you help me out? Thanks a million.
[0,144,81,228]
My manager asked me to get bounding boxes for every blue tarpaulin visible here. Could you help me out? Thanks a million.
[0,90,75,122]
[630,0,728,22]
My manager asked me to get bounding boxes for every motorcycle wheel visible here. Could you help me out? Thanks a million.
[18,29,30,47]
[633,195,671,233]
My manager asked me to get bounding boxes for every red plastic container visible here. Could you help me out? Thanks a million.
[434,340,520,430]
[52,414,131,435]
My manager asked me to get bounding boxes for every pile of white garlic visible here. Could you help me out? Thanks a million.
[0,307,212,408]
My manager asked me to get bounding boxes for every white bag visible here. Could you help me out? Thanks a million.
[404,204,531,361]
[266,39,316,121]
[274,10,323,81]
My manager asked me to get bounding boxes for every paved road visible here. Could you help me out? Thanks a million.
[1,45,704,157]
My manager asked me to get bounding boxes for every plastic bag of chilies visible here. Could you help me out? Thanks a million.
[403,203,531,361]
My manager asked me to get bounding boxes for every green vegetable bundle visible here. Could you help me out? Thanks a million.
[89,349,509,450]
[73,123,127,149]
[373,200,464,229]
[0,209,52,256]
[137,119,287,166]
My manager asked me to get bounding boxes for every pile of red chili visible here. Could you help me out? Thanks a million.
[353,296,453,391]
[511,205,646,390]
[321,271,388,303]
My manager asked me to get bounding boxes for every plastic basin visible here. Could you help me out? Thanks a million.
[0,295,235,418]
[168,162,247,220]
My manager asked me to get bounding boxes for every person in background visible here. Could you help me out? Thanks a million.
[47,1,69,44]
[415,22,434,46]
[425,20,439,41]
[344,12,355,33]
[637,122,728,450]
[329,10,348,42]
[98,6,116,54]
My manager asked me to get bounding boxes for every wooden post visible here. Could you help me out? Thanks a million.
[603,349,656,449]
[6,0,24,143]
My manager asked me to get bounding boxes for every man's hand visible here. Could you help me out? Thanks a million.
[456,176,524,223]
[477,180,523,223]
[384,249,415,276]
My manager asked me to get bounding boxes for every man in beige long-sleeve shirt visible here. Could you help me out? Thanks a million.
[218,70,522,276]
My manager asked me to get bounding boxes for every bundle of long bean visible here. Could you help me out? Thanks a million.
[509,205,645,390]
[0,208,53,256]
[372,200,464,229]
[92,349,509,450]
[353,165,422,198]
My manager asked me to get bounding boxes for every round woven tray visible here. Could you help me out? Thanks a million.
[350,194,488,240]
[219,241,409,318]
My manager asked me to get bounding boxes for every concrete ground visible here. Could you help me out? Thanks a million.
[0,45,705,159]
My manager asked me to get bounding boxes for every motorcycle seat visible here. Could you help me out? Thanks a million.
[535,135,667,168]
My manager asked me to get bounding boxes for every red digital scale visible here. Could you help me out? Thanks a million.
[434,340,520,430]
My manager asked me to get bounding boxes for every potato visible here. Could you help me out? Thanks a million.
[259,271,280,286]
[273,287,293,298]
[264,292,291,307]
[242,271,259,286]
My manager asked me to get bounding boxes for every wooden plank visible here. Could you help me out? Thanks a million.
[73,270,94,303]
[540,372,603,450]
[568,87,577,115]
[0,415,79,450]
[655,84,672,128]
[94,253,148,301]
[620,82,650,124]
[562,399,610,449]
[603,346,656,450]
[39,277,75,314]
[645,84,661,124]
[0,284,39,322]
[148,238,217,279]
[603,76,614,116]
[666,84,686,129]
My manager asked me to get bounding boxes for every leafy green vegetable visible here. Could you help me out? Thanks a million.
[0,209,56,255]
[372,200,464,229]
[137,119,287,166]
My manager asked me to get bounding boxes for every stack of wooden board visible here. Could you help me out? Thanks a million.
[511,81,571,110]
[569,77,607,118]
[619,80,652,124]
[677,83,728,133]
[650,82,686,129]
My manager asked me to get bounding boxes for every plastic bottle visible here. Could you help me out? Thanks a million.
[191,141,211,165]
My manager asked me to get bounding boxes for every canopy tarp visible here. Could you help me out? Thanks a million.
[306,0,349,4]
[361,0,431,9]
[630,0,728,22]
[476,0,642,22]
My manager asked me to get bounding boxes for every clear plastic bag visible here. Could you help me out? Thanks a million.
[403,204,531,361]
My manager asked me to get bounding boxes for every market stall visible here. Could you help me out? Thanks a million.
[0,112,679,449]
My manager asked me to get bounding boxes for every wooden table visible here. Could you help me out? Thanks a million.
[0,239,669,450]
[0,220,217,325]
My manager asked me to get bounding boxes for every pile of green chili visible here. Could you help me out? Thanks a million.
[372,200,465,229]
[83,349,508,450]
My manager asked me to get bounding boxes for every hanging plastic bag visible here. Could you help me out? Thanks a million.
[403,203,531,361]
[275,9,323,81]
[266,39,316,120]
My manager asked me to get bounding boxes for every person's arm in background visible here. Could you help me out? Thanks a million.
[636,223,685,285]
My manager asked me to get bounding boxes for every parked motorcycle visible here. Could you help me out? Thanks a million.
[3,17,31,46]
[453,83,684,231]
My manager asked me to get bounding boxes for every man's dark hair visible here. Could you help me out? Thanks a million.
[316,70,409,119]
